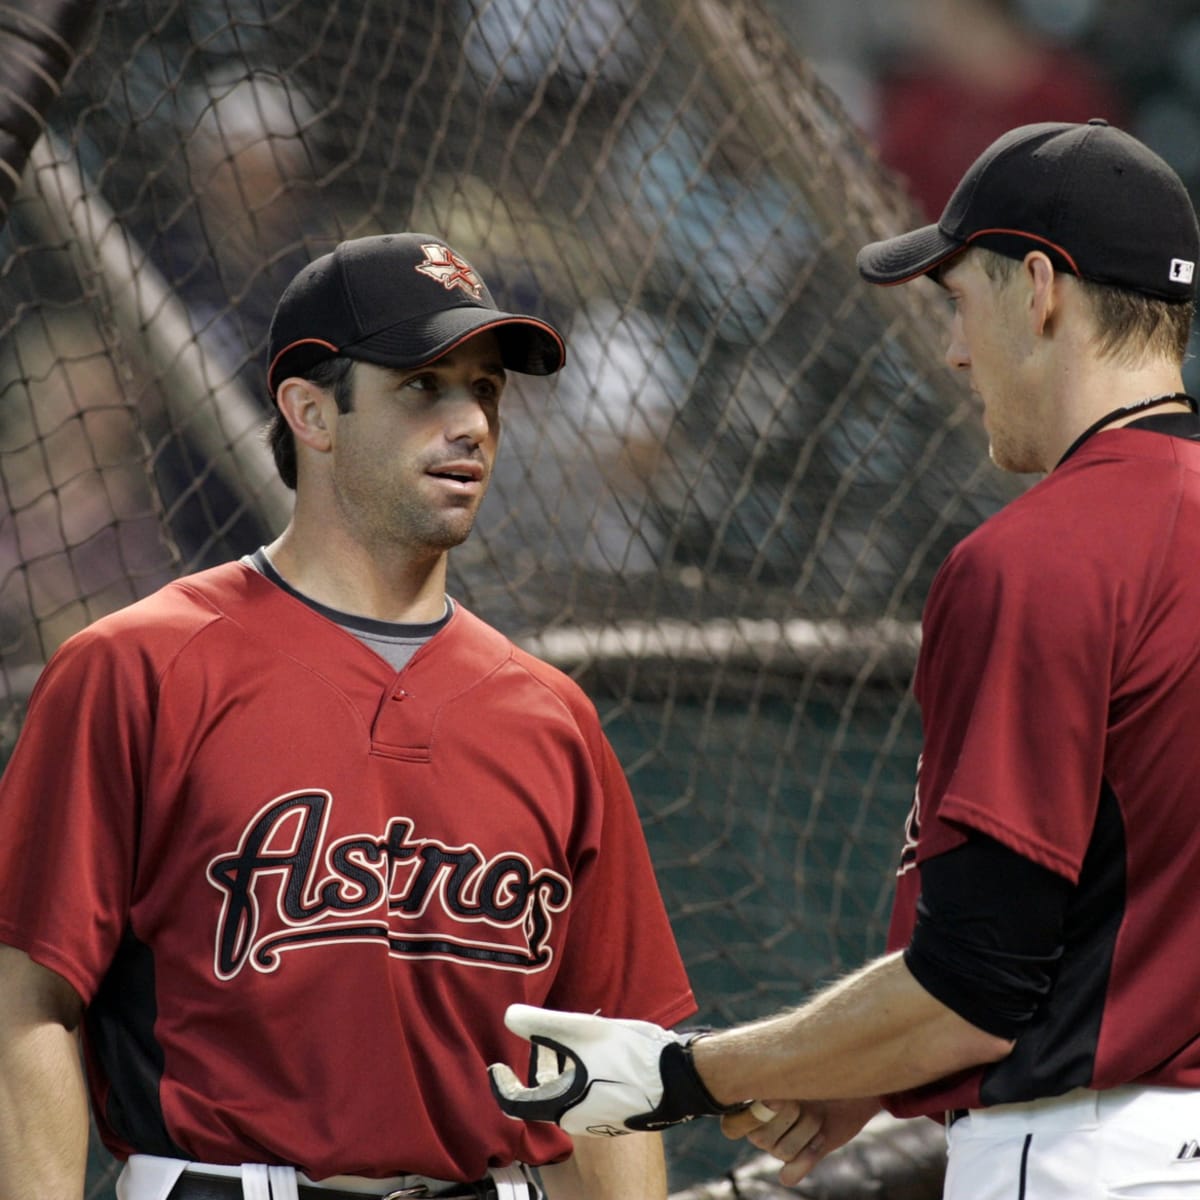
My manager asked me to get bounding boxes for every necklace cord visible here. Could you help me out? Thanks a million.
[1056,392,1199,467]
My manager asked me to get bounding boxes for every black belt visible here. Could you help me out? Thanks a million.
[166,1174,512,1199]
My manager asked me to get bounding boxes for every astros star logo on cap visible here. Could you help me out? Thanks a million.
[415,243,485,299]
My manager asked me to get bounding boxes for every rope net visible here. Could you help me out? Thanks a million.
[0,2,1027,1194]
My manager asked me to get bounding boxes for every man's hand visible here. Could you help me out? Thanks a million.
[722,1096,882,1188]
[487,1004,744,1136]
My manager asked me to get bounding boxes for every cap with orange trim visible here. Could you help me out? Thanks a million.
[857,119,1199,302]
[267,233,566,399]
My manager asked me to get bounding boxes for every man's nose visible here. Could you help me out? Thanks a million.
[944,325,970,372]
[444,390,492,444]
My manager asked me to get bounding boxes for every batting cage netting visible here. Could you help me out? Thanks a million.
[0,1,1033,1196]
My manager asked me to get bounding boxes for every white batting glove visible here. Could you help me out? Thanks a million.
[487,1004,743,1136]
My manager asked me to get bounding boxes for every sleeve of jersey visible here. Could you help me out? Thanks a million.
[913,530,1112,881]
[904,834,1072,1038]
[0,628,152,1001]
[542,725,697,1029]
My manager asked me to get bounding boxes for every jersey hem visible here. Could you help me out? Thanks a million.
[934,794,1081,882]
[0,921,95,1004]
[648,991,700,1031]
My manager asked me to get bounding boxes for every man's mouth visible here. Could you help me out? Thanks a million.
[427,462,484,488]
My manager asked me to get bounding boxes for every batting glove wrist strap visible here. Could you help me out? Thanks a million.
[625,1033,739,1131]
[487,1005,740,1136]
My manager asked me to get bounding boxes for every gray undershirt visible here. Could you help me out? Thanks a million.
[242,548,451,671]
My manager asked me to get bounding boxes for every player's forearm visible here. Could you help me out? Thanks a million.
[0,946,89,1200]
[540,1131,667,1200]
[692,950,1013,1106]
[0,1018,89,1198]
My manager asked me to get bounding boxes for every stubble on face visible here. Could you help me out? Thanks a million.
[327,348,503,559]
[332,428,492,558]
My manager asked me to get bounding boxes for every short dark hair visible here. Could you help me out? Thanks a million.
[974,246,1194,367]
[266,356,356,489]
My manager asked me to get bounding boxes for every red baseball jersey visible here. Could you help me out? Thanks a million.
[0,563,696,1180]
[886,425,1200,1117]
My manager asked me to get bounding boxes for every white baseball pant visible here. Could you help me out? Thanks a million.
[945,1086,1200,1199]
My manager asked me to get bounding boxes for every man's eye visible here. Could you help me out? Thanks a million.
[405,374,437,392]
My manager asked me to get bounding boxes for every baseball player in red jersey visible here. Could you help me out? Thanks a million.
[487,121,1200,1198]
[0,233,697,1200]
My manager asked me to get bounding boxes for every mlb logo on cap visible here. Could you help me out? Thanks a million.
[1171,259,1195,285]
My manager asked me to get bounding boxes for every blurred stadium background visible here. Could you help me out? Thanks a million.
[0,1,1195,1197]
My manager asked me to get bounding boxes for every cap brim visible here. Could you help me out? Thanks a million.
[856,223,967,285]
[347,306,566,376]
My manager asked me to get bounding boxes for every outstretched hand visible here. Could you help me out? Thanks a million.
[487,1004,746,1136]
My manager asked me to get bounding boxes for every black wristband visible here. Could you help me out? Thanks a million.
[625,1033,742,1131]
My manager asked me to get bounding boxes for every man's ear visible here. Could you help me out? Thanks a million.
[275,377,335,455]
[1023,250,1058,337]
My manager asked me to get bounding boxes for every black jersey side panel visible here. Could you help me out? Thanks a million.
[979,780,1126,1104]
[84,924,188,1158]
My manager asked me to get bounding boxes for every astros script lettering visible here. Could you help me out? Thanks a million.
[207,791,571,980]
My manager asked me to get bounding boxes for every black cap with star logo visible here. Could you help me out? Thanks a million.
[267,233,565,399]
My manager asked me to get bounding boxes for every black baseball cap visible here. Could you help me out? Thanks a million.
[267,233,566,398]
[857,119,1199,301]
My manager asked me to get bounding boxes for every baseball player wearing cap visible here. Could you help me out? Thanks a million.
[0,233,696,1200]
[487,121,1200,1199]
